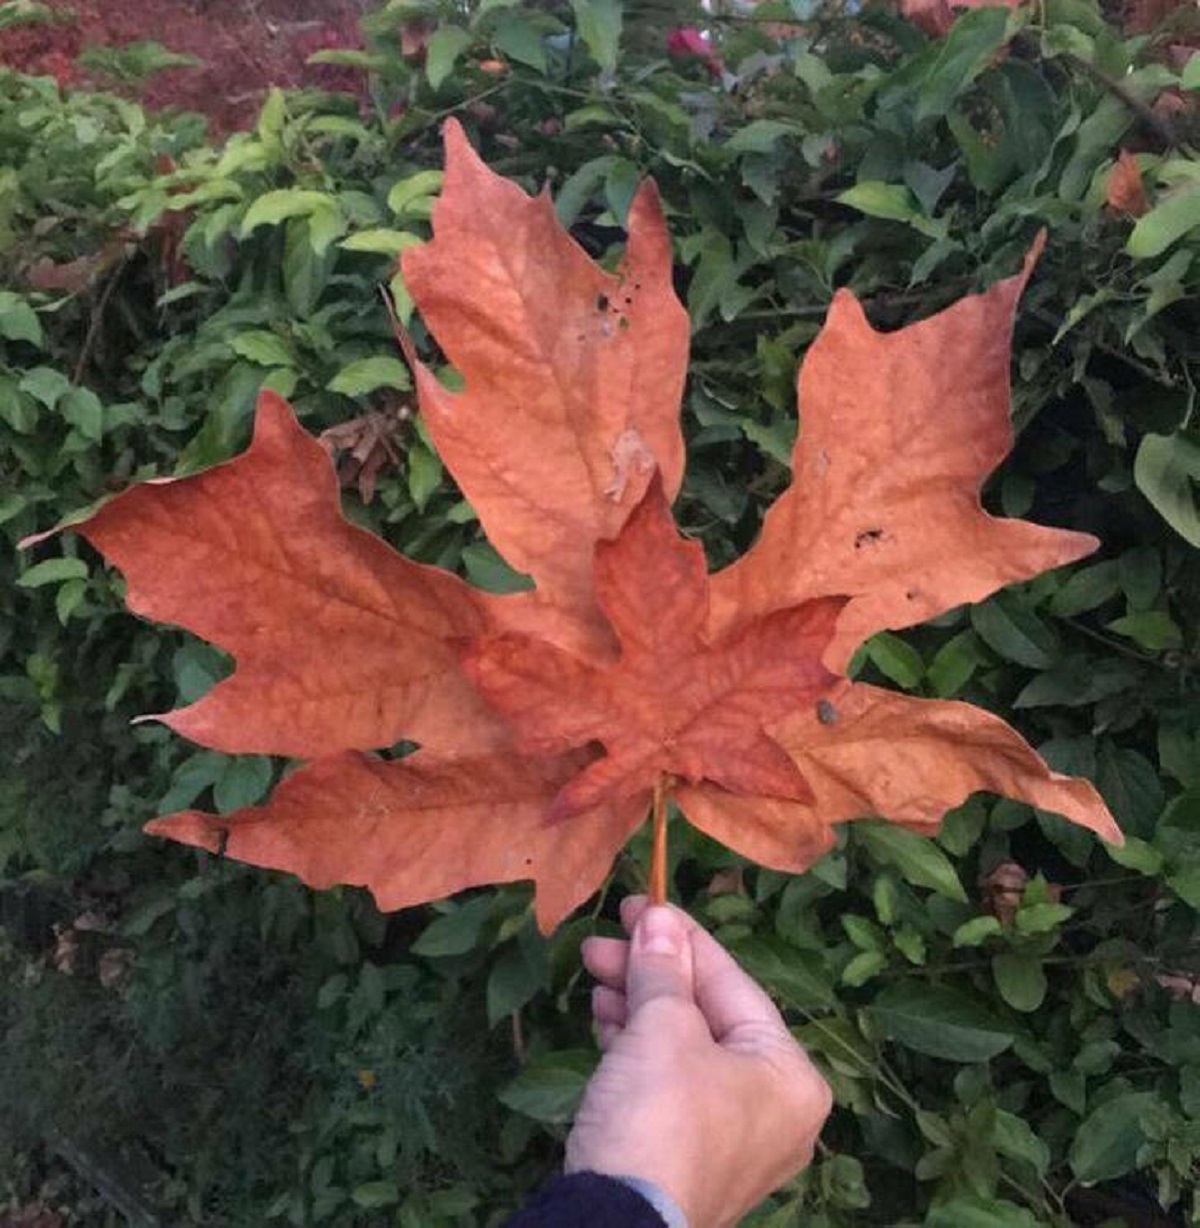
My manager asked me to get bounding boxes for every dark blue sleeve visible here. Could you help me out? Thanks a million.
[504,1172,668,1228]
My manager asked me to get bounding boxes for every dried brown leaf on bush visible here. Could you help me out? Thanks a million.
[1106,150,1151,217]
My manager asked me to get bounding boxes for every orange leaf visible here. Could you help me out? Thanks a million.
[1106,149,1150,218]
[149,750,645,931]
[464,477,842,818]
[399,119,689,649]
[902,0,1023,37]
[63,391,508,759]
[711,233,1098,669]
[32,126,1121,932]
[675,679,1120,874]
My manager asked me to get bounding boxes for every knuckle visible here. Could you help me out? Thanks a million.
[778,1052,833,1130]
[638,995,696,1029]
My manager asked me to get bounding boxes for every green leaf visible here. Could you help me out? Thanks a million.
[555,155,619,227]
[913,7,1016,125]
[1013,656,1142,709]
[498,1050,595,1124]
[871,984,1015,1062]
[970,594,1059,669]
[842,950,888,987]
[992,1109,1050,1174]
[0,378,35,432]
[604,158,639,225]
[213,756,273,814]
[411,895,493,957]
[865,632,924,689]
[486,940,545,1027]
[0,492,27,525]
[407,444,442,512]
[232,331,293,368]
[1050,560,1119,617]
[173,642,227,704]
[837,181,920,223]
[241,190,339,236]
[18,557,89,588]
[461,542,533,594]
[1097,745,1164,838]
[327,356,411,397]
[991,952,1046,1012]
[493,12,548,72]
[0,290,42,345]
[56,577,83,624]
[351,1181,399,1209]
[60,386,103,441]
[1118,546,1161,610]
[425,26,471,90]
[306,204,347,256]
[927,630,988,697]
[1014,902,1073,935]
[1069,1092,1160,1183]
[571,0,621,72]
[1183,53,1200,90]
[1134,432,1200,547]
[1154,792,1200,907]
[1050,1068,1086,1113]
[18,365,70,410]
[340,228,421,255]
[729,935,835,1009]
[1126,185,1200,258]
[387,171,444,218]
[926,1199,1040,1228]
[726,120,803,154]
[855,823,967,902]
[952,916,1002,948]
[1159,725,1200,788]
[1106,610,1182,651]
[1104,834,1163,875]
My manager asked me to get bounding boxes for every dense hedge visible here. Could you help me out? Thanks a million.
[3,1,1199,1224]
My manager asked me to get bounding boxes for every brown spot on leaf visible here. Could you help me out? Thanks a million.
[604,427,655,502]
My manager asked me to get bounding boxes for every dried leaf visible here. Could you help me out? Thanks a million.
[399,120,689,650]
[31,126,1121,932]
[710,232,1098,670]
[318,403,410,503]
[55,392,508,759]
[1106,150,1150,218]
[149,750,645,931]
[464,477,842,820]
[901,0,1022,36]
[678,682,1119,875]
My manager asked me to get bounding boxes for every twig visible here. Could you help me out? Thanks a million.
[511,1009,527,1065]
[71,261,125,386]
[1063,52,1180,150]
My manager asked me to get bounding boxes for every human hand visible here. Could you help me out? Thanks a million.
[567,896,832,1228]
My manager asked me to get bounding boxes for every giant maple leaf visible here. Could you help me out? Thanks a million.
[27,120,1121,931]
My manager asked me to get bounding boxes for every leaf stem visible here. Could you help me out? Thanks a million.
[649,775,668,906]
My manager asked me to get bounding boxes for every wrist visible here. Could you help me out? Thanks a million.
[609,1174,690,1228]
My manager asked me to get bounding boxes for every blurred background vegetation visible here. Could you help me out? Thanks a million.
[2,0,1199,1223]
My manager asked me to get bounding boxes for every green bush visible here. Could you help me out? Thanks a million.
[3,1,1199,1223]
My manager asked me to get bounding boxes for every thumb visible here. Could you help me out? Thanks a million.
[625,905,696,1016]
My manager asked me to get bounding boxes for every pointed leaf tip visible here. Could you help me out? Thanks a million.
[75,392,507,759]
[713,234,1090,668]
[401,120,688,635]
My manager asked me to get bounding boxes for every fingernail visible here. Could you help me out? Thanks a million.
[636,907,682,957]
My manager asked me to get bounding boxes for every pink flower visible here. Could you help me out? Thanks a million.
[666,26,724,78]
